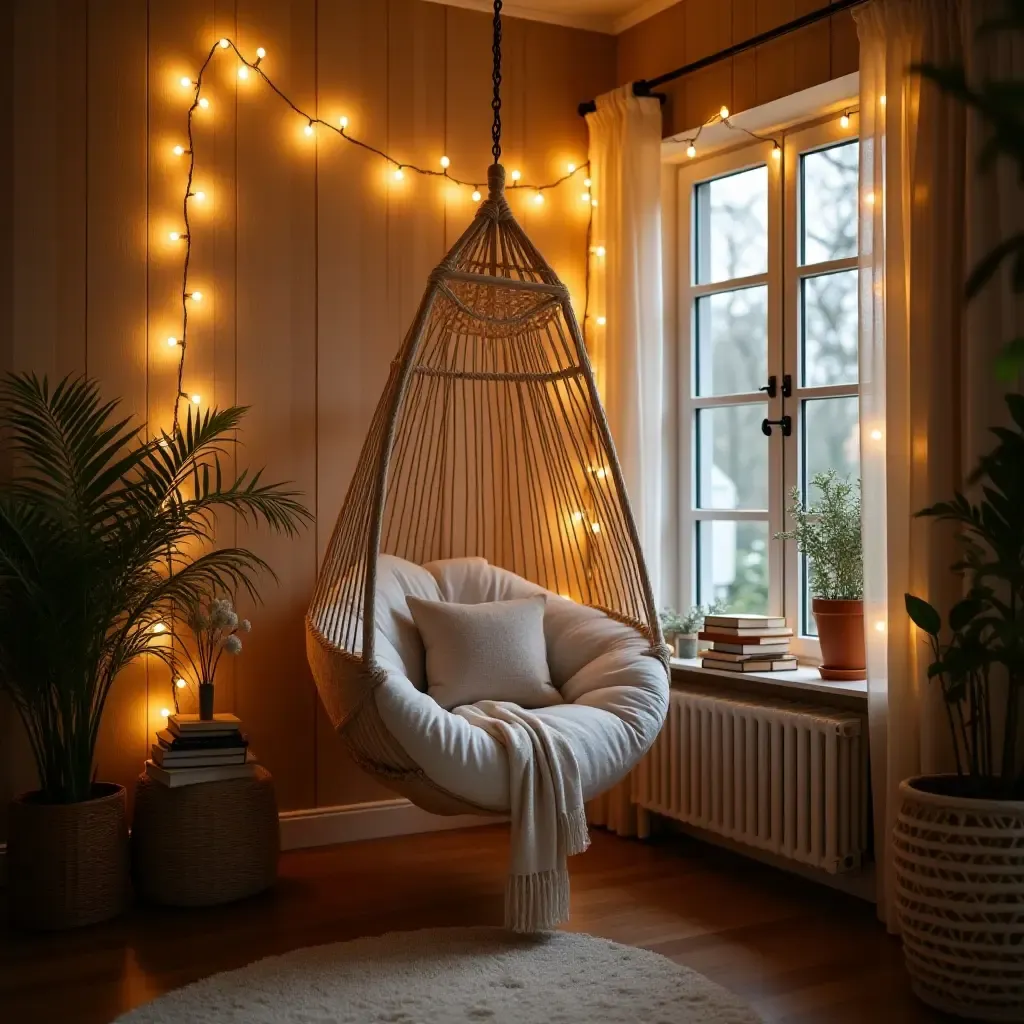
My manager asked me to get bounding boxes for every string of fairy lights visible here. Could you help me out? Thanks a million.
[166,36,597,432]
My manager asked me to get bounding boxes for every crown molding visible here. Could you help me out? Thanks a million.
[418,0,620,34]
[613,0,681,34]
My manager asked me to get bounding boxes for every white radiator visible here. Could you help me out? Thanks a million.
[636,686,869,874]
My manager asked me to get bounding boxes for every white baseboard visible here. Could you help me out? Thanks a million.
[278,798,503,852]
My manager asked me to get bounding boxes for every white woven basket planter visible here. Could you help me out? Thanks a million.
[893,776,1024,1021]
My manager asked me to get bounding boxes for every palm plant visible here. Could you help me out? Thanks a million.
[0,373,312,804]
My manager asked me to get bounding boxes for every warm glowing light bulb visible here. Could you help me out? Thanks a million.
[591,522,601,534]
[339,115,348,129]
[719,105,730,119]
[198,97,209,109]
[583,177,591,188]
[596,315,606,326]
[167,336,179,347]
[595,467,607,480]
[534,192,544,205]
[192,190,206,202]
[160,707,171,718]
[567,162,576,173]
[472,190,482,202]
[840,112,850,129]
[879,94,887,107]
[511,169,521,182]
[190,290,203,301]
[180,76,192,88]
[595,245,606,257]
[865,191,876,206]
[153,622,167,634]
[772,144,781,161]
[590,198,598,207]
[219,37,230,48]
[176,678,187,689]
[870,428,883,441]
[191,393,201,405]
[440,155,450,169]
[393,168,404,181]
[581,192,590,202]
[168,231,182,241]
[687,144,696,159]
[173,144,185,156]
[238,65,249,80]
[572,511,584,523]
[874,620,886,632]
[304,122,314,136]
[256,47,266,59]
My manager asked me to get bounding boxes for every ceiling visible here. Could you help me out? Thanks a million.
[419,0,678,35]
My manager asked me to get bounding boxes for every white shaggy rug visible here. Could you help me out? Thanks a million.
[115,927,760,1023]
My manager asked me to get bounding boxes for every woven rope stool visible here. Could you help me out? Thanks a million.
[131,766,278,907]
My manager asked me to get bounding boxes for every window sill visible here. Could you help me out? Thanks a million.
[669,657,867,707]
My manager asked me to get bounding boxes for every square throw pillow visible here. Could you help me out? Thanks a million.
[406,594,562,710]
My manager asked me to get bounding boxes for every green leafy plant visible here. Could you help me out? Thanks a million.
[905,394,1024,799]
[915,0,1024,378]
[660,601,724,637]
[0,374,312,804]
[775,470,863,600]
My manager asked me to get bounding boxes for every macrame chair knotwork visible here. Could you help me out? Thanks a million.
[306,164,667,817]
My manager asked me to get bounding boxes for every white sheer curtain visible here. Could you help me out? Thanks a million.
[856,0,1024,928]
[584,85,664,836]
[585,86,665,600]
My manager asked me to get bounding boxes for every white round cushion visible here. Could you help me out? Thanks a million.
[370,555,669,812]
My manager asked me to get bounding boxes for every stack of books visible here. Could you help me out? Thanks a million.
[145,713,257,788]
[698,614,797,673]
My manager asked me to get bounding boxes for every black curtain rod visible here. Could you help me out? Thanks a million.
[578,0,867,117]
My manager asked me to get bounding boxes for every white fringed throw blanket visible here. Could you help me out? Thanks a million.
[455,700,590,932]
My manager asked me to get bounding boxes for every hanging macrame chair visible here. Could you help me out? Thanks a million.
[306,2,669,819]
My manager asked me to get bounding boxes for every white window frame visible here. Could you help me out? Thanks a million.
[674,111,861,663]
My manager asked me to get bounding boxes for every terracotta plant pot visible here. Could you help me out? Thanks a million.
[6,783,129,930]
[894,776,1024,1021]
[811,598,865,681]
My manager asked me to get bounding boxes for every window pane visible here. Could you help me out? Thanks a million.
[697,520,769,614]
[802,396,860,498]
[696,404,769,510]
[696,286,768,396]
[803,554,818,637]
[695,166,768,284]
[802,270,858,387]
[801,141,859,265]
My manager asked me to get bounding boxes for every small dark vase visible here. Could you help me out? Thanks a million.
[198,682,215,721]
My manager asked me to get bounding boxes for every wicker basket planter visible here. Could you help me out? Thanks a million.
[893,776,1024,1021]
[6,783,129,930]
[131,766,278,907]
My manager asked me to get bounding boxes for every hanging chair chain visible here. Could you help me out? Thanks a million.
[491,0,503,164]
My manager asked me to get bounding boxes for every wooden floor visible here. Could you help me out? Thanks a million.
[1,825,952,1023]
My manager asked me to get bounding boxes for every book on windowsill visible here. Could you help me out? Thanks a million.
[144,751,258,788]
[703,614,786,630]
[700,640,792,656]
[699,630,793,645]
[168,713,242,739]
[701,656,797,673]
[698,625,794,638]
[701,647,792,664]
[155,727,249,751]
[151,744,249,768]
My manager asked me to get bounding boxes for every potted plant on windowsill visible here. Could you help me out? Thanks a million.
[0,374,311,929]
[901,395,1024,1020]
[660,603,722,660]
[775,470,864,680]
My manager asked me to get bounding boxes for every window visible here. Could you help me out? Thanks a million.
[676,115,860,656]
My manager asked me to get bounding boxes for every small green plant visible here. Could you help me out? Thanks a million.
[660,601,724,637]
[905,394,1024,800]
[775,470,863,600]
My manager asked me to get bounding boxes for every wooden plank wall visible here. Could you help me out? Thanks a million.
[1,0,615,834]
[616,0,859,137]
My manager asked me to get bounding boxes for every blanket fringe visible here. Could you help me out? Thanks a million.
[505,867,571,933]
[561,806,591,858]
